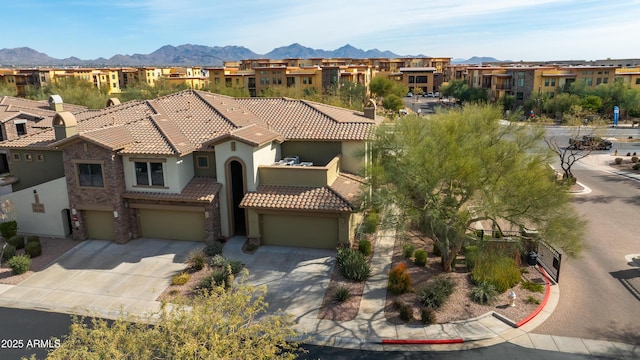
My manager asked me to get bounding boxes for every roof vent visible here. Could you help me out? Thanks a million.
[48,95,63,111]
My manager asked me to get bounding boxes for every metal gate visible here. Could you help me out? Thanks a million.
[537,240,562,283]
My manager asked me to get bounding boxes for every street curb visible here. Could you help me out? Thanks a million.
[516,264,552,328]
[381,338,464,345]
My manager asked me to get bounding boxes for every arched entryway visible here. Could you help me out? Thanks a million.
[227,159,247,236]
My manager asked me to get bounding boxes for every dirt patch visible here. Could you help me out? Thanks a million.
[610,157,640,173]
[317,230,546,325]
[0,236,80,285]
[384,231,544,325]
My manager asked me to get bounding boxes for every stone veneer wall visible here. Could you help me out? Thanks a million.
[63,140,132,243]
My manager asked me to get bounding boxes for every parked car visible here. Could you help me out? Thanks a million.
[426,92,434,97]
[568,135,613,150]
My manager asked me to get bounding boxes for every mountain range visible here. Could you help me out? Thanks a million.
[0,43,501,67]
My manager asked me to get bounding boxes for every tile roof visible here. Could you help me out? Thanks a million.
[329,173,366,209]
[235,97,374,141]
[240,185,354,212]
[0,90,374,155]
[122,176,221,203]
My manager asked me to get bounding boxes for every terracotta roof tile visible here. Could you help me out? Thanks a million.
[240,185,353,212]
[123,176,221,203]
[329,173,366,209]
[0,90,374,154]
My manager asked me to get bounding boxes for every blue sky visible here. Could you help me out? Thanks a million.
[4,0,639,61]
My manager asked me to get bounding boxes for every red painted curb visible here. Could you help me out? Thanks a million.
[516,264,551,328]
[382,338,464,345]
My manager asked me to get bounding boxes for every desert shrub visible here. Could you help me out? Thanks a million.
[26,235,40,244]
[7,254,31,275]
[171,272,191,285]
[200,269,230,290]
[7,235,24,250]
[414,249,427,266]
[470,282,498,305]
[204,241,224,256]
[336,248,371,281]
[333,286,351,303]
[2,244,16,261]
[633,164,640,171]
[465,245,480,271]
[520,268,530,274]
[361,211,379,234]
[418,276,455,309]
[472,253,521,293]
[614,157,623,164]
[211,254,228,267]
[421,307,437,325]
[631,156,639,163]
[527,296,540,305]
[387,263,412,294]
[402,244,415,258]
[358,239,372,256]
[393,300,413,322]
[187,250,206,271]
[432,242,442,257]
[210,255,243,274]
[626,152,632,157]
[521,281,545,293]
[24,240,42,258]
[0,220,18,240]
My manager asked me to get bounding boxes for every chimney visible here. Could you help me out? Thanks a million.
[48,95,63,112]
[53,112,77,140]
[363,98,377,120]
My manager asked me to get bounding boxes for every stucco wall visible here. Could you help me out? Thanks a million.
[341,141,367,176]
[123,155,194,193]
[0,177,70,237]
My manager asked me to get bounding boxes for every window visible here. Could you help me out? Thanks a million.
[78,163,104,187]
[549,92,555,99]
[24,153,32,162]
[12,153,20,161]
[197,156,209,168]
[544,79,549,86]
[408,76,415,84]
[135,162,164,186]
[551,78,556,87]
[587,77,593,86]
[416,76,427,83]
[517,78,525,87]
[36,154,45,162]
[516,92,524,100]
[16,123,26,136]
[603,77,609,84]
[596,78,602,85]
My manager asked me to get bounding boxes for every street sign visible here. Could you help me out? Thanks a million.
[614,106,619,126]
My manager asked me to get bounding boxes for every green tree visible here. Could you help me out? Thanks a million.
[0,82,17,96]
[544,92,581,120]
[581,95,603,113]
[381,94,405,113]
[369,75,407,100]
[369,105,585,272]
[47,272,302,359]
[439,79,487,104]
[27,77,110,109]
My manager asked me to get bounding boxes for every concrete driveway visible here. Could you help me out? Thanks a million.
[222,237,335,321]
[0,238,203,317]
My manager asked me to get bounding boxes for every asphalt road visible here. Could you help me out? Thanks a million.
[0,307,616,360]
[532,156,640,344]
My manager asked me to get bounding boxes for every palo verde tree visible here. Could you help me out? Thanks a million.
[369,104,585,272]
[45,271,302,360]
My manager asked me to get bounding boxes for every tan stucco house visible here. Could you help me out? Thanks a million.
[0,90,375,249]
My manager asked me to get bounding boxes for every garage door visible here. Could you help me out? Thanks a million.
[139,209,205,241]
[85,210,116,241]
[261,214,337,249]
